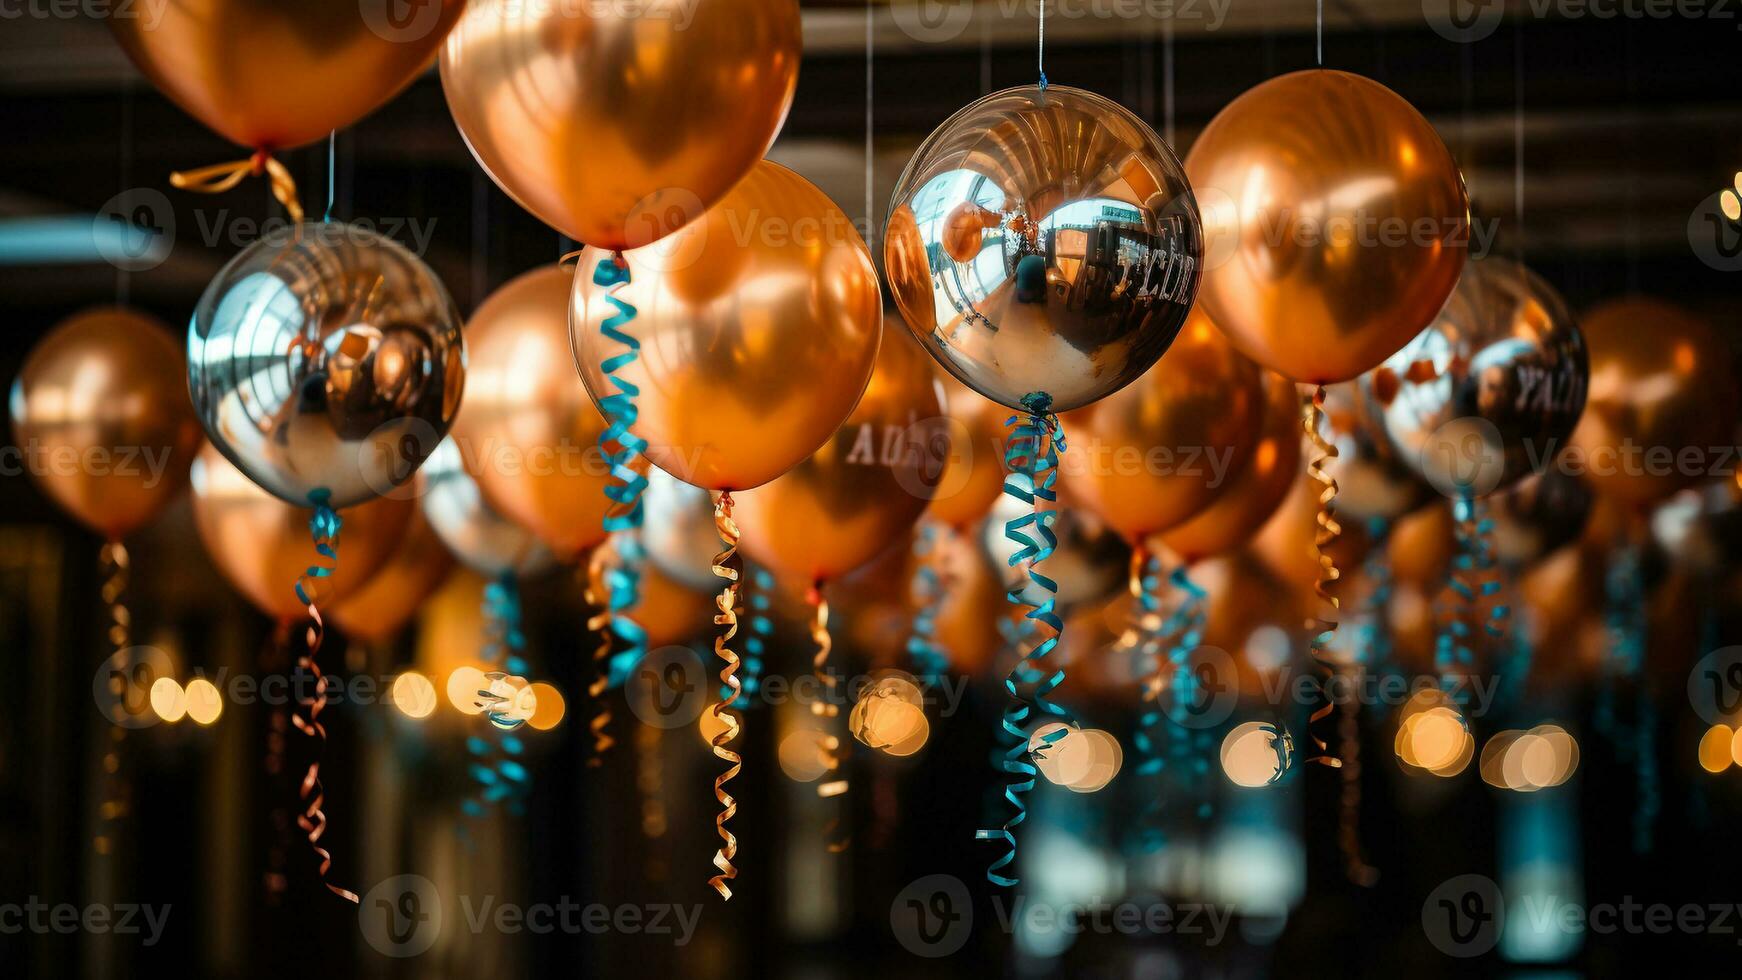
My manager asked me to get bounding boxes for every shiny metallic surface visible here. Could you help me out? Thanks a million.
[640,467,724,594]
[188,223,465,509]
[884,85,1201,413]
[1372,257,1587,499]
[1320,379,1431,523]
[419,437,552,579]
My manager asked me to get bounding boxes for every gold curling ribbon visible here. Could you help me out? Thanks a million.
[583,551,615,766]
[708,492,744,901]
[94,540,131,856]
[1337,668,1379,886]
[170,151,305,225]
[806,584,849,853]
[1302,385,1344,769]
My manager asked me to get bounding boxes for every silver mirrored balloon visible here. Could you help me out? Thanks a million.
[1320,380,1432,524]
[420,437,552,578]
[983,494,1129,608]
[188,222,464,509]
[883,85,1202,413]
[1369,257,1587,499]
[638,467,721,593]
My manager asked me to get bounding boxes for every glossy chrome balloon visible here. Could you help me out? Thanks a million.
[419,437,552,579]
[1371,258,1587,499]
[640,467,724,594]
[1320,379,1432,523]
[884,85,1202,413]
[188,223,465,509]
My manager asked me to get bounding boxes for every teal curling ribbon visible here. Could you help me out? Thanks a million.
[1160,566,1214,820]
[293,489,340,611]
[1356,517,1395,677]
[905,523,951,689]
[594,253,650,691]
[1435,493,1506,715]
[1597,542,1656,852]
[722,567,771,709]
[975,393,1069,888]
[1126,550,1167,850]
[463,572,531,819]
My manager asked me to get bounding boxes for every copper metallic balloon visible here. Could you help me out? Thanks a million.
[110,0,463,150]
[189,441,412,620]
[419,437,552,578]
[449,265,611,560]
[571,161,882,492]
[1569,297,1738,506]
[1251,472,1373,592]
[330,504,455,643]
[9,308,201,539]
[639,467,725,594]
[1185,70,1470,385]
[1059,311,1264,540]
[983,495,1130,609]
[1157,371,1302,563]
[883,84,1202,413]
[1370,258,1587,499]
[188,223,465,509]
[440,0,800,249]
[926,370,1011,531]
[1320,379,1432,523]
[737,331,944,584]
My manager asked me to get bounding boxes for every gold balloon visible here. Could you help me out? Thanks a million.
[9,308,201,539]
[737,331,943,584]
[450,265,612,560]
[1251,472,1373,592]
[926,370,1010,531]
[330,505,455,644]
[1569,297,1738,506]
[1158,371,1303,563]
[111,1,464,150]
[189,442,412,620]
[440,0,801,249]
[571,161,883,492]
[1059,311,1265,540]
[1185,70,1470,385]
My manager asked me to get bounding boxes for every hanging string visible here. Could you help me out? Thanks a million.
[1301,387,1343,770]
[116,77,133,306]
[323,131,337,224]
[975,393,1069,887]
[906,524,952,689]
[864,0,875,248]
[588,253,650,763]
[707,492,744,900]
[1037,0,1048,89]
[289,490,357,903]
[808,585,850,853]
[93,541,131,855]
[1316,0,1324,67]
[726,567,771,709]
[171,150,304,225]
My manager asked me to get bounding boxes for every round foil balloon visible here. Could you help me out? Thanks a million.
[1370,258,1587,499]
[188,223,465,509]
[926,370,1011,531]
[639,468,725,593]
[330,505,455,644]
[189,442,412,620]
[111,1,464,151]
[571,161,882,492]
[1059,310,1264,540]
[1185,70,1469,385]
[10,308,202,539]
[737,330,945,584]
[449,265,611,560]
[420,437,552,578]
[883,85,1202,412]
[1157,371,1303,563]
[1570,297,1738,506]
[441,0,800,249]
[1320,380,1432,523]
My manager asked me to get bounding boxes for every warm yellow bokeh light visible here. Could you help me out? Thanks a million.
[1731,726,1742,768]
[149,677,186,723]
[184,678,222,726]
[526,682,566,731]
[392,672,438,720]
[446,666,488,716]
[1221,721,1284,788]
[1723,188,1742,222]
[1065,729,1123,793]
[699,703,738,747]
[778,729,833,782]
[1699,724,1735,773]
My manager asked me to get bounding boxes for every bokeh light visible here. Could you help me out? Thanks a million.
[1221,721,1285,788]
[391,672,438,720]
[149,677,186,723]
[184,677,222,726]
[446,666,488,715]
[1699,724,1734,773]
[526,682,566,731]
[778,729,834,782]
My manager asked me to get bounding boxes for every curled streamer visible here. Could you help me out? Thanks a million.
[1600,542,1656,853]
[170,150,304,224]
[905,523,952,688]
[289,490,357,903]
[724,567,771,709]
[807,586,849,853]
[1126,548,1166,848]
[1436,493,1507,712]
[94,541,131,856]
[588,252,650,762]
[464,574,531,821]
[1301,387,1343,770]
[708,492,744,900]
[1356,517,1396,676]
[1161,566,1213,819]
[974,393,1069,888]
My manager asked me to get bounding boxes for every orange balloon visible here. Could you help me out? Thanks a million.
[571,161,883,492]
[441,0,800,249]
[190,442,412,620]
[1059,311,1265,540]
[450,265,613,560]
[1569,297,1738,506]
[737,331,944,584]
[1250,472,1373,592]
[926,371,1011,531]
[9,308,201,539]
[1185,70,1470,385]
[330,505,455,644]
[589,536,714,649]
[111,1,464,150]
[1158,371,1303,563]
